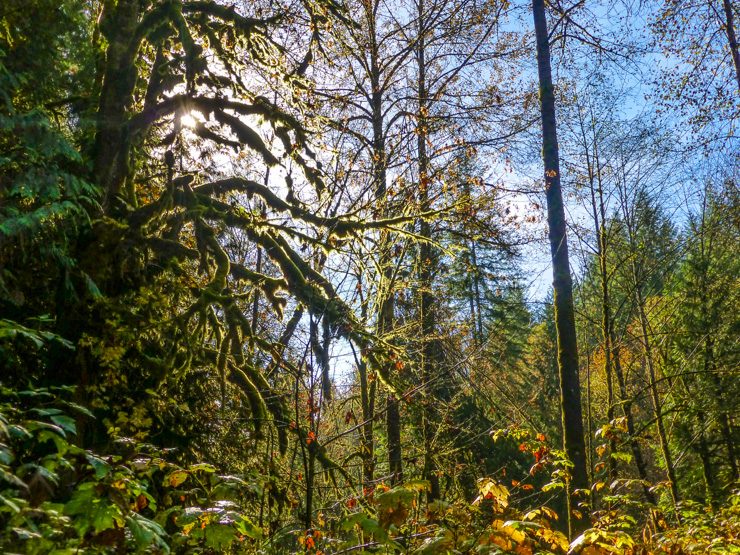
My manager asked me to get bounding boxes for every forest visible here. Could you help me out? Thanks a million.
[0,0,738,553]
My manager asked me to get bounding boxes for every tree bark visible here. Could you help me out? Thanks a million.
[415,0,441,501]
[365,0,403,484]
[531,0,589,538]
[722,0,740,95]
[94,0,141,211]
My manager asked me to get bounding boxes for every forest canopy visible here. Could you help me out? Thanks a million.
[0,0,738,553]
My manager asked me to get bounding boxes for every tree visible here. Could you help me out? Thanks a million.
[531,0,589,537]
[559,83,658,504]
[664,181,739,506]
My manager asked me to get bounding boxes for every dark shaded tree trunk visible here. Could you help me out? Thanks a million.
[722,0,740,94]
[696,410,717,508]
[367,24,403,485]
[94,0,141,211]
[531,0,589,538]
[415,0,440,500]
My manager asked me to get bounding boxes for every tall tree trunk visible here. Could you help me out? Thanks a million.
[415,0,440,501]
[722,0,740,94]
[584,340,594,483]
[531,0,589,537]
[358,0,403,486]
[579,112,617,484]
[585,123,652,502]
[470,242,484,343]
[368,18,403,486]
[310,315,332,403]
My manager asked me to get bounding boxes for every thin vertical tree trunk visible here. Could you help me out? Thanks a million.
[612,348,656,504]
[585,342,594,483]
[358,354,376,491]
[360,0,403,486]
[579,111,617,484]
[632,274,681,510]
[531,0,589,537]
[471,242,484,342]
[369,12,403,485]
[696,410,716,508]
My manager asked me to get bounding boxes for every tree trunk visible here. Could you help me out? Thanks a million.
[94,0,141,211]
[632,277,681,510]
[360,0,403,486]
[696,410,717,508]
[722,0,740,94]
[358,353,376,492]
[613,347,656,504]
[415,0,441,500]
[531,0,589,538]
[580,111,617,484]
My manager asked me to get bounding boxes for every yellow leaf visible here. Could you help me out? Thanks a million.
[167,470,189,487]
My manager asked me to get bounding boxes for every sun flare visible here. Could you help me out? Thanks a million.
[180,112,197,128]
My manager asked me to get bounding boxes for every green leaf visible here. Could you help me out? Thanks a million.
[126,513,170,553]
[61,401,94,418]
[234,515,263,540]
[38,429,70,454]
[85,454,111,479]
[0,467,27,489]
[610,451,633,464]
[11,527,42,540]
[542,481,565,492]
[6,424,29,441]
[0,493,21,512]
[18,463,59,487]
[401,479,430,492]
[26,420,66,438]
[0,443,14,464]
[204,523,237,550]
[50,414,76,436]
[29,408,64,417]
[189,463,216,473]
